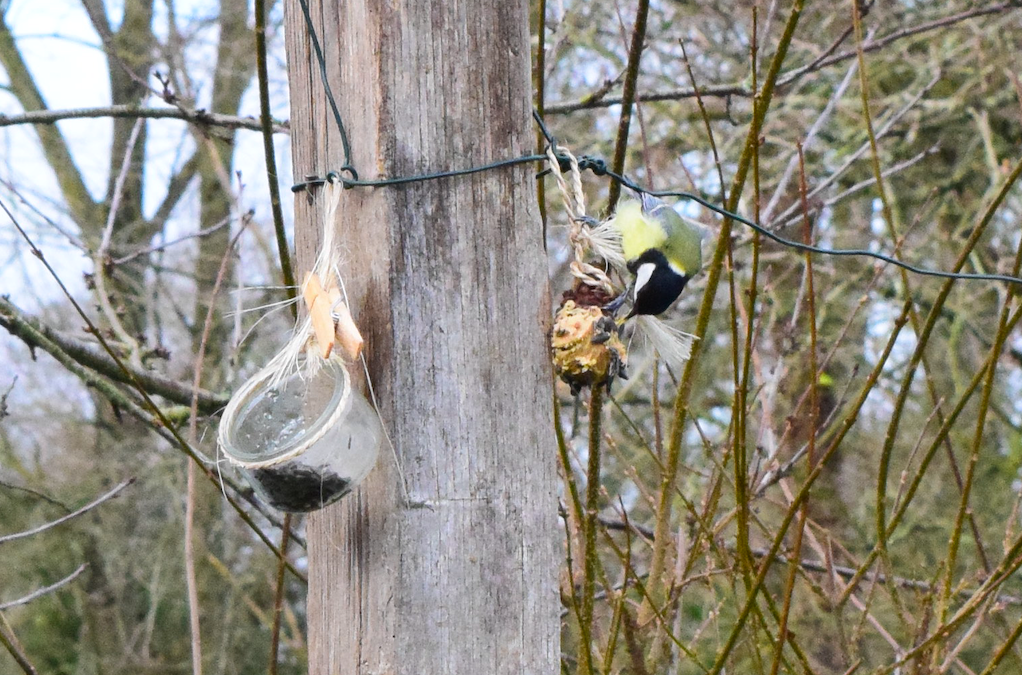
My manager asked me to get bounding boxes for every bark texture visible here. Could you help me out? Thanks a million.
[283,1,558,673]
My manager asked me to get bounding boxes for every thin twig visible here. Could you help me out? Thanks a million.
[113,212,241,265]
[0,177,86,251]
[0,479,70,512]
[606,0,650,210]
[0,196,306,581]
[0,614,38,675]
[596,510,1022,606]
[182,195,253,675]
[99,115,144,253]
[0,297,229,414]
[544,1,1018,114]
[93,115,146,364]
[579,388,605,675]
[268,514,293,675]
[767,143,818,675]
[0,105,288,133]
[255,0,296,317]
[642,0,805,631]
[0,479,134,545]
[761,57,860,222]
[0,376,14,419]
[0,563,88,611]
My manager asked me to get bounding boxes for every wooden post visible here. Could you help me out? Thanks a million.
[283,1,558,672]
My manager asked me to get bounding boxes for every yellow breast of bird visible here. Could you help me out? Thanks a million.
[614,201,666,262]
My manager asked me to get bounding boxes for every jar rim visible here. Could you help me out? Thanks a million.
[217,355,351,468]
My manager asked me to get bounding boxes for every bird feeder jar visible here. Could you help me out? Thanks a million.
[218,355,382,512]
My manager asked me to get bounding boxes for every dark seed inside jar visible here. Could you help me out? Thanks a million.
[251,465,352,512]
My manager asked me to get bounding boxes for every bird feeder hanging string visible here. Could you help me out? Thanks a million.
[311,173,343,285]
[545,144,618,296]
[257,174,363,389]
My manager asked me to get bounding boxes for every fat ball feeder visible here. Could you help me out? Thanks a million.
[547,146,699,394]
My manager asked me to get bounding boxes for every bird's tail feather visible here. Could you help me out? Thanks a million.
[634,315,697,370]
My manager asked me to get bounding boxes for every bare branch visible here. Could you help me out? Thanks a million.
[79,0,112,39]
[114,212,239,266]
[0,296,230,414]
[0,294,298,548]
[594,513,1022,607]
[94,116,147,364]
[0,614,38,675]
[764,72,943,230]
[761,57,861,222]
[0,105,289,133]
[796,2,1019,82]
[0,178,86,251]
[0,479,134,545]
[0,479,70,512]
[0,564,88,611]
[545,2,1019,115]
[99,116,147,254]
[184,148,254,675]
[546,83,748,115]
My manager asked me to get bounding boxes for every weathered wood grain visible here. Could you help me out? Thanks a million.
[282,1,558,672]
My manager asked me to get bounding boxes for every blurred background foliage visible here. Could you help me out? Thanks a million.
[1,0,1021,673]
[539,0,1022,673]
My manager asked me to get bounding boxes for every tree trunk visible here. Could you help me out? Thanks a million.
[283,1,558,672]
[192,0,255,378]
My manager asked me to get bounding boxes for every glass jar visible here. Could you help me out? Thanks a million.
[218,355,382,512]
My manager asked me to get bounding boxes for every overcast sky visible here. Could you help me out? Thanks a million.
[0,0,294,305]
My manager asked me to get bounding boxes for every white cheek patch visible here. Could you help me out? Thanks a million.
[634,262,656,300]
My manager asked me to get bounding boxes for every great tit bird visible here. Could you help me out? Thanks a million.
[610,194,703,318]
